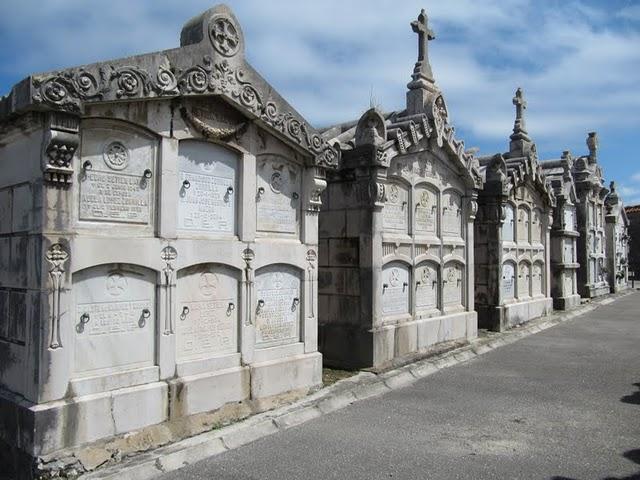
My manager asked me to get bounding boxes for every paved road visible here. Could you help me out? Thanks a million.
[160,293,640,480]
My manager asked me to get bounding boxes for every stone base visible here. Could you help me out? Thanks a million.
[479,296,553,332]
[553,294,582,311]
[250,352,323,400]
[611,283,630,294]
[583,283,610,299]
[320,311,477,370]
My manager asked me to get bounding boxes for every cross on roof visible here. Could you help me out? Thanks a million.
[512,87,527,120]
[411,9,435,64]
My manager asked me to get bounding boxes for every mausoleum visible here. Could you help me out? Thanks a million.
[318,10,481,369]
[0,4,338,472]
[604,182,630,293]
[541,152,582,310]
[474,88,555,331]
[572,133,609,298]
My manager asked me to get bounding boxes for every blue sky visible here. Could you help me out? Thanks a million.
[1,0,639,203]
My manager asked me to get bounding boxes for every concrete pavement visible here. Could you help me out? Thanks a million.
[157,293,640,480]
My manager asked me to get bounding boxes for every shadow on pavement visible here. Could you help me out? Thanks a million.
[621,383,640,405]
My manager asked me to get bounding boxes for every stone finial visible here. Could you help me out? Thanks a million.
[410,9,436,84]
[587,131,598,163]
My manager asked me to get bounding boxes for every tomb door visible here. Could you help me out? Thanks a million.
[381,262,410,316]
[176,264,239,361]
[256,157,301,236]
[74,264,155,375]
[415,262,439,312]
[383,181,410,234]
[413,184,438,236]
[501,262,516,301]
[442,262,464,309]
[177,141,238,235]
[255,265,301,348]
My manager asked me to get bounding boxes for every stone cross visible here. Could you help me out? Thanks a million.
[411,9,435,80]
[512,87,527,121]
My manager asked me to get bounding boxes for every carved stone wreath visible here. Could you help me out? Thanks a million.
[209,16,240,57]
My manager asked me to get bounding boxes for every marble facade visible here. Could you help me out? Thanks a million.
[474,89,555,331]
[541,153,582,310]
[572,133,610,298]
[317,10,481,369]
[0,4,338,470]
[604,182,630,293]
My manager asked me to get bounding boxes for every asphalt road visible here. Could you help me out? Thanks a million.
[159,293,640,480]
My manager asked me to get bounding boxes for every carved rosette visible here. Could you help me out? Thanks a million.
[209,15,241,57]
[161,246,178,335]
[45,243,69,349]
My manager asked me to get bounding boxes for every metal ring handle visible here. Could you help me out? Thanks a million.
[182,180,191,189]
[82,160,92,171]
[143,169,153,179]
[80,313,90,324]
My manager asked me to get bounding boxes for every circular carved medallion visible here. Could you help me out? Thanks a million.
[104,142,129,171]
[199,272,218,297]
[106,272,127,297]
[270,172,284,193]
[209,16,240,57]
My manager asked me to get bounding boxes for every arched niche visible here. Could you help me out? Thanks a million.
[176,263,240,361]
[254,264,302,347]
[442,189,463,237]
[177,140,238,235]
[256,155,302,236]
[517,261,531,298]
[517,205,531,244]
[73,263,156,375]
[532,208,543,244]
[415,261,439,312]
[501,261,516,301]
[413,183,439,236]
[532,261,544,296]
[442,261,464,309]
[78,119,158,226]
[381,261,410,316]
[502,203,515,242]
[383,180,410,234]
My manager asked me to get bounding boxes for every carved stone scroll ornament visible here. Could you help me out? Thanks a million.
[369,180,386,207]
[161,246,178,335]
[45,244,69,349]
[43,129,79,186]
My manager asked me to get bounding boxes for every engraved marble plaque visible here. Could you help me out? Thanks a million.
[443,263,463,307]
[517,263,531,297]
[382,262,410,316]
[178,141,237,234]
[532,263,543,296]
[563,271,574,295]
[532,209,543,244]
[74,264,155,374]
[501,262,515,300]
[517,206,530,244]
[255,265,301,347]
[502,204,515,242]
[415,262,438,311]
[563,239,574,263]
[79,126,156,225]
[177,264,239,360]
[442,190,462,236]
[257,158,301,235]
[414,185,437,235]
[563,207,575,231]
[383,182,409,233]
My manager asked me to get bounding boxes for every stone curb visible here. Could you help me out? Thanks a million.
[82,291,635,480]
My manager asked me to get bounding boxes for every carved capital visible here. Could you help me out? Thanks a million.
[42,113,80,187]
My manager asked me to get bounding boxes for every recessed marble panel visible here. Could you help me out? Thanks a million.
[255,265,301,348]
[517,262,531,298]
[532,209,543,244]
[501,262,515,300]
[532,262,543,296]
[502,203,515,242]
[563,206,575,231]
[442,190,462,237]
[563,271,574,295]
[415,262,438,311]
[177,264,239,360]
[517,206,530,244]
[256,157,301,235]
[178,141,237,234]
[563,239,574,263]
[382,261,410,316]
[74,264,156,375]
[383,181,409,233]
[443,263,463,307]
[414,184,438,235]
[79,127,156,225]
